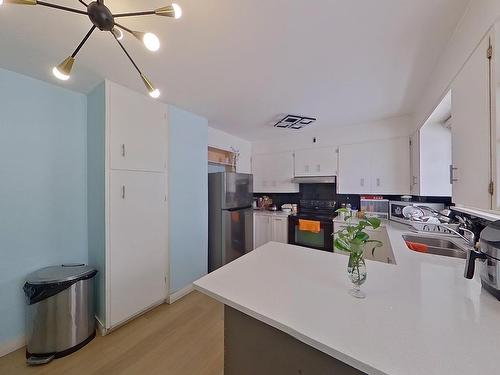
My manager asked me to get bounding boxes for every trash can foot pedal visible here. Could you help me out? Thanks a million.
[27,355,55,366]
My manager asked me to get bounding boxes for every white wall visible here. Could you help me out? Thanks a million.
[252,115,413,155]
[414,0,500,129]
[208,126,252,173]
[420,123,452,196]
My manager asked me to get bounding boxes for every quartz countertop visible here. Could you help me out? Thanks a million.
[253,209,292,217]
[194,221,500,375]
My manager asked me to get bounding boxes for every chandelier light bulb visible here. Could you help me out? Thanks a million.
[0,0,4,6]
[172,3,182,19]
[142,32,160,52]
[52,67,70,81]
[149,89,161,99]
[141,74,160,99]
[52,56,75,81]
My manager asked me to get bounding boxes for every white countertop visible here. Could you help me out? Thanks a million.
[194,221,500,375]
[253,209,292,217]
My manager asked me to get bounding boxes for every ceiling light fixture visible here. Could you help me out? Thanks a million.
[3,0,183,98]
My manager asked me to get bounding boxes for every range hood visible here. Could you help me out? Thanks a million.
[292,176,336,184]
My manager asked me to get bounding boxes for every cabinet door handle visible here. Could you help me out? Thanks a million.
[412,176,417,185]
[305,165,309,172]
[121,144,126,157]
[316,164,321,172]
[121,185,126,199]
[360,178,364,187]
[450,165,458,184]
[376,178,381,187]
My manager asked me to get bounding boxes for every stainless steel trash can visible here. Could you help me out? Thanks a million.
[23,264,98,365]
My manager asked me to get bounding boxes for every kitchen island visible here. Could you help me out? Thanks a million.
[194,222,500,375]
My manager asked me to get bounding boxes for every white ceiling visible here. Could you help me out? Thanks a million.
[0,0,469,141]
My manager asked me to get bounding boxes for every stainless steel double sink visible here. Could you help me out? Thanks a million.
[402,234,468,259]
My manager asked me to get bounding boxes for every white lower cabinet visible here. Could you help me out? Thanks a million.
[109,170,168,327]
[333,222,395,264]
[271,216,289,244]
[254,213,289,248]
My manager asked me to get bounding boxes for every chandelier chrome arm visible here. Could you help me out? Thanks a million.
[111,31,142,75]
[37,1,88,15]
[78,0,88,8]
[113,10,155,18]
[71,25,96,58]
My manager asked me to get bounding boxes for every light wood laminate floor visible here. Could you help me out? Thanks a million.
[0,291,223,375]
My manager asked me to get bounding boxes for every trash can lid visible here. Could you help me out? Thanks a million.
[26,264,97,285]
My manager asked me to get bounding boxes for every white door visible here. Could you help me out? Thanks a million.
[271,216,288,244]
[410,131,420,195]
[109,170,168,327]
[108,81,167,172]
[254,214,272,248]
[371,137,410,195]
[338,143,371,194]
[451,34,492,210]
[294,148,338,177]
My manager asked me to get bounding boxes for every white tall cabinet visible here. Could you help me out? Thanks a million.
[88,80,168,332]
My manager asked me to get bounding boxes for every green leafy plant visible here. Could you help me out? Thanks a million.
[334,209,383,255]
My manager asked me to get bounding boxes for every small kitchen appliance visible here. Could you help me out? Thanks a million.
[465,220,500,300]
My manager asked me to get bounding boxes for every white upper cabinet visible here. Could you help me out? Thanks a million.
[371,137,411,195]
[252,152,299,193]
[338,137,410,195]
[337,142,372,194]
[409,130,420,195]
[451,34,492,210]
[294,147,338,177]
[108,81,167,173]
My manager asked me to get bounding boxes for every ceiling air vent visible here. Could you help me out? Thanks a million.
[274,115,317,130]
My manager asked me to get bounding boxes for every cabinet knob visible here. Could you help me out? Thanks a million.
[316,164,321,172]
[376,178,381,187]
[121,185,126,199]
[360,178,364,187]
[121,144,126,157]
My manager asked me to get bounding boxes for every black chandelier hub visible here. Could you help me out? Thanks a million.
[87,1,114,31]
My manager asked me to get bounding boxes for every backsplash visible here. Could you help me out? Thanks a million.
[254,183,452,211]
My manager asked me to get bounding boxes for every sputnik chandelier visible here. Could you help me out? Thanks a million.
[0,0,183,98]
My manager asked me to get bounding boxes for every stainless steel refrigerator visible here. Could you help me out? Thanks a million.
[208,172,254,272]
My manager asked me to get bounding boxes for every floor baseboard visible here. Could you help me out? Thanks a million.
[168,284,194,304]
[0,336,25,358]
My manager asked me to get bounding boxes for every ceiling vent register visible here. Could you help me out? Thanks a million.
[274,115,317,130]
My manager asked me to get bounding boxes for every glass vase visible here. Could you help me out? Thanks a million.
[347,248,367,299]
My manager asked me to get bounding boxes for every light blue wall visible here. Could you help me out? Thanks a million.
[86,83,106,325]
[168,105,209,293]
[0,68,88,345]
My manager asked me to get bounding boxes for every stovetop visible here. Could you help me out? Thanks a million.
[292,200,338,221]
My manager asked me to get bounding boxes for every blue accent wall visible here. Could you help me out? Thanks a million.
[168,105,209,293]
[0,68,88,345]
[86,83,106,325]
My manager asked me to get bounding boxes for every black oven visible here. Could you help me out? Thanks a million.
[288,215,334,252]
